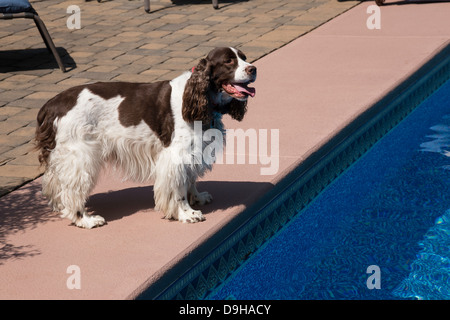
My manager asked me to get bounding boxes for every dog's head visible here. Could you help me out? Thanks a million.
[182,47,257,123]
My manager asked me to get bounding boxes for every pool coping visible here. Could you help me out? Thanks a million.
[138,41,450,300]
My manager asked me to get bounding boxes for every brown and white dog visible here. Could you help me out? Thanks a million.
[35,47,257,228]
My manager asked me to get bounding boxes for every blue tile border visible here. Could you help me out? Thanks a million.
[136,43,450,300]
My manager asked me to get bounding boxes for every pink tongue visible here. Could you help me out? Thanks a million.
[233,83,256,97]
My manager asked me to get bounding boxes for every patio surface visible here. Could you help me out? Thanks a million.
[1,0,450,299]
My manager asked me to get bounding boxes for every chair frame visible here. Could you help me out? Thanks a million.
[144,0,219,13]
[87,1,219,14]
[0,11,66,72]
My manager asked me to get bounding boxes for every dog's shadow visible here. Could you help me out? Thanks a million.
[86,180,273,222]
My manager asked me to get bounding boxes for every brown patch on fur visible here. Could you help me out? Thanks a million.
[115,81,174,147]
[35,81,176,167]
[85,81,175,147]
[35,86,84,167]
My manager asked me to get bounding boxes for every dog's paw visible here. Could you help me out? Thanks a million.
[179,209,206,223]
[189,191,213,206]
[75,214,106,229]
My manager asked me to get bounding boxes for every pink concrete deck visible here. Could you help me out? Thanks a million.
[1,2,450,299]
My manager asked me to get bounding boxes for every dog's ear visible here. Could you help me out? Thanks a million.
[182,58,212,123]
[227,99,247,121]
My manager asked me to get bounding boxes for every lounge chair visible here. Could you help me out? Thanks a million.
[0,0,66,72]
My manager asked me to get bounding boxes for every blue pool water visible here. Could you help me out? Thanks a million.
[208,79,450,300]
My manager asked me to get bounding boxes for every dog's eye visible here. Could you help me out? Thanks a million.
[225,58,233,64]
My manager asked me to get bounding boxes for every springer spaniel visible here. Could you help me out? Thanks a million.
[35,47,257,228]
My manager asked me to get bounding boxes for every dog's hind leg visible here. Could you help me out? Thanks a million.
[45,141,105,228]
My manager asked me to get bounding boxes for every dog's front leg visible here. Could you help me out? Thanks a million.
[176,183,206,223]
[154,145,209,223]
[178,191,205,223]
[154,172,206,223]
[188,183,213,206]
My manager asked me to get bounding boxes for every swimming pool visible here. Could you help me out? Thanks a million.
[207,78,450,300]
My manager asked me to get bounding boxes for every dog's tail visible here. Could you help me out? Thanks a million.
[35,86,83,167]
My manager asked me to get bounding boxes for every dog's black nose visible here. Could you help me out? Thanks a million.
[246,65,257,76]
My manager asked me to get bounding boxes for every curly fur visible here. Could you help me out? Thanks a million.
[227,99,247,121]
[182,58,212,123]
